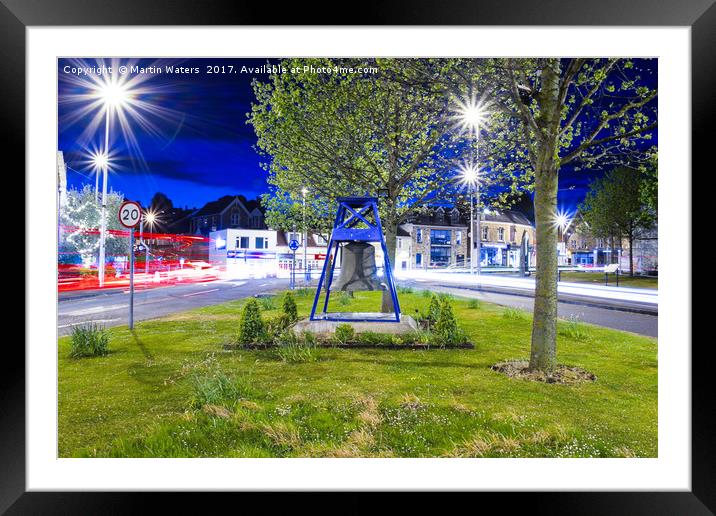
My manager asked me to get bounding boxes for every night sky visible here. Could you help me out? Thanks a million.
[57,58,656,214]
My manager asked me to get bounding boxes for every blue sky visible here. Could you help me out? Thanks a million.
[58,58,656,213]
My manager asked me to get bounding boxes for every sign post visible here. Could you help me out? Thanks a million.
[118,201,142,330]
[289,238,300,290]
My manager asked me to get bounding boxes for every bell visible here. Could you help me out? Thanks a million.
[332,241,385,292]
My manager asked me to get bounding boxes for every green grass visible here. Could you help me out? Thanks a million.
[58,291,657,458]
[559,271,658,289]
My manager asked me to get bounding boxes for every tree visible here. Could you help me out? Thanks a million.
[60,184,128,266]
[260,188,333,242]
[149,192,174,214]
[579,167,655,277]
[248,58,472,312]
[477,58,657,371]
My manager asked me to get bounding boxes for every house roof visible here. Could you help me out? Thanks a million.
[483,209,533,226]
[192,195,265,218]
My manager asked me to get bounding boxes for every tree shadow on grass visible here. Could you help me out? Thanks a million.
[131,330,154,361]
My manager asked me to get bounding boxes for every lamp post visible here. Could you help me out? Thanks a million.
[142,210,157,277]
[302,187,308,283]
[95,81,130,288]
[454,93,489,275]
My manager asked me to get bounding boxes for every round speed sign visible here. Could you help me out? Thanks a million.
[118,201,142,228]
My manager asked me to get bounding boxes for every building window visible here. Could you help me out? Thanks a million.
[415,253,422,266]
[397,239,402,249]
[510,225,516,242]
[416,228,423,243]
[430,229,451,245]
[456,231,462,245]
[430,246,451,266]
[482,226,489,240]
[238,237,249,249]
[231,212,240,226]
[498,227,505,242]
[256,237,266,249]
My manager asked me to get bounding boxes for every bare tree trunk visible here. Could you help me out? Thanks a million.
[628,232,634,277]
[529,167,559,372]
[528,58,561,373]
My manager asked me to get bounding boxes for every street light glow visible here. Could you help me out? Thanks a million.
[457,161,481,189]
[452,93,492,136]
[554,209,573,232]
[98,81,130,109]
[301,187,308,196]
[88,149,111,172]
[143,209,160,229]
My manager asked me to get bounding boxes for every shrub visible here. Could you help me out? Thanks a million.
[435,299,463,347]
[238,298,266,344]
[338,291,352,306]
[265,314,292,339]
[69,323,109,358]
[467,298,481,309]
[257,295,276,311]
[333,323,355,346]
[421,289,432,298]
[294,287,312,298]
[276,330,318,363]
[427,295,442,324]
[397,285,414,294]
[282,292,298,323]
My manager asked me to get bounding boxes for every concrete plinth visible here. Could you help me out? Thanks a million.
[293,313,418,336]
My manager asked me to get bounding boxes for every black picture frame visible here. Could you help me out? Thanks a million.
[7,0,708,512]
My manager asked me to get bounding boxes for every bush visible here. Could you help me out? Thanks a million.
[397,285,414,294]
[276,330,318,363]
[265,314,292,339]
[421,289,432,298]
[333,323,355,346]
[337,291,352,306]
[427,295,442,324]
[69,323,109,358]
[257,295,276,311]
[282,292,298,323]
[238,298,266,344]
[435,299,463,347]
[294,287,312,298]
[467,298,481,309]
[357,331,395,346]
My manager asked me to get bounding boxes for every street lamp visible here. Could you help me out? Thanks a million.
[302,187,308,282]
[453,93,490,275]
[92,80,130,288]
[141,209,159,276]
[459,162,482,275]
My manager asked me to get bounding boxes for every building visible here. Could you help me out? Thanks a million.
[190,195,266,236]
[209,228,279,278]
[401,206,468,269]
[477,209,536,268]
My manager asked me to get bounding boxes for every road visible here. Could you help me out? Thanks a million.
[58,275,657,338]
[399,278,657,337]
[58,277,289,336]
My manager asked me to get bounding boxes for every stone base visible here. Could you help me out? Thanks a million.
[293,313,418,336]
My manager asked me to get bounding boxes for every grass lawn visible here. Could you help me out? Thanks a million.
[559,271,658,289]
[58,289,657,458]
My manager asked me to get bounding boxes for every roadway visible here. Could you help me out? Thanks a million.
[58,275,657,338]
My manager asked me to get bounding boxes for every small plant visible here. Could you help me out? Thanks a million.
[421,289,432,298]
[333,323,355,346]
[357,332,394,346]
[69,323,109,358]
[189,367,241,409]
[503,307,528,321]
[338,291,352,306]
[282,292,298,323]
[559,315,589,341]
[257,295,276,311]
[435,298,463,347]
[238,298,267,345]
[294,287,312,298]
[265,314,291,339]
[397,285,414,294]
[467,298,481,310]
[276,330,318,363]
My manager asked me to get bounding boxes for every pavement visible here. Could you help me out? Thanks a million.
[57,275,658,338]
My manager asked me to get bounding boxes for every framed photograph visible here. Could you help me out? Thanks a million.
[9,0,709,511]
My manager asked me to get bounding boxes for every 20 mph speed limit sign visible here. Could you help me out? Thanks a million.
[118,201,142,228]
